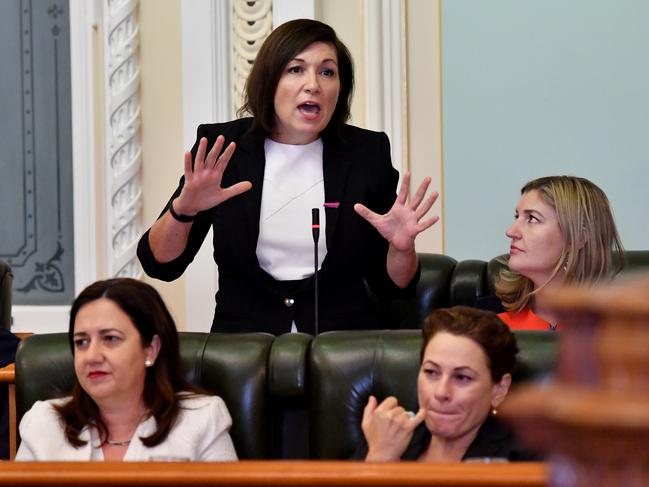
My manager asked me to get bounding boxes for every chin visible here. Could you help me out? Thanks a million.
[426,418,462,438]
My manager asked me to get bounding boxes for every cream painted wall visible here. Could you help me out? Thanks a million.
[406,0,443,253]
[316,0,365,126]
[318,0,443,253]
[139,0,187,328]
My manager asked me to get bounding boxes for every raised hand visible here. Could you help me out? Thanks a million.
[173,136,252,217]
[362,395,426,462]
[353,172,439,252]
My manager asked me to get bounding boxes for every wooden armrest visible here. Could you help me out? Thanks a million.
[0,363,15,384]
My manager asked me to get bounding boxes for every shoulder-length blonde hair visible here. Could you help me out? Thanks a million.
[497,176,624,312]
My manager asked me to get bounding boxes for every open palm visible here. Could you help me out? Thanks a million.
[175,135,252,215]
[354,173,439,251]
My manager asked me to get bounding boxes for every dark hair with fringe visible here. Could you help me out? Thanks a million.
[420,306,518,382]
[238,18,354,140]
[55,278,202,448]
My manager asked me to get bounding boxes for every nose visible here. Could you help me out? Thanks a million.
[506,219,520,239]
[85,341,104,364]
[304,70,320,93]
[433,376,452,402]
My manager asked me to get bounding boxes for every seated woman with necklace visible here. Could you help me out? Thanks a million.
[16,278,237,461]
[497,176,623,330]
[356,306,535,462]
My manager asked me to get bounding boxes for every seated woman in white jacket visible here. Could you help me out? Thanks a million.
[16,278,237,461]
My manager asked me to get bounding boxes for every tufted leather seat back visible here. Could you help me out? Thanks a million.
[14,332,273,459]
[308,330,559,459]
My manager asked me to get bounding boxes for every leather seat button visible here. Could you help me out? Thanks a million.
[283,297,295,307]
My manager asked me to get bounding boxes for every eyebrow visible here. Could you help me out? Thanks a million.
[517,208,544,218]
[73,328,122,338]
[424,361,478,374]
[291,57,338,65]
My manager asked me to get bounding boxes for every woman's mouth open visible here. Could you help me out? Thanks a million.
[298,102,321,119]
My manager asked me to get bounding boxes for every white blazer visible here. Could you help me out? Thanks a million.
[16,394,238,461]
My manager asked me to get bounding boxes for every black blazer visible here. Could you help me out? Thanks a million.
[352,415,539,461]
[138,118,418,334]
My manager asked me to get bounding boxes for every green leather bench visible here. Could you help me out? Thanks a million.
[15,330,557,459]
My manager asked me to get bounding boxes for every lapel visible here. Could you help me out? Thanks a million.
[322,132,352,251]
[231,131,266,258]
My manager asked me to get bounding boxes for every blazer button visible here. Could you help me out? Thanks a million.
[284,297,295,307]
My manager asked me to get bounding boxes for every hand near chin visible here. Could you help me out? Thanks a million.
[361,395,426,462]
[354,172,439,252]
[173,136,252,216]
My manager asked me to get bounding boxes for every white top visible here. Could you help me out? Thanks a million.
[16,394,238,461]
[256,138,327,281]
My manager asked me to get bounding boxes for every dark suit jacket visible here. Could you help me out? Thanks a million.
[352,415,539,461]
[138,118,418,334]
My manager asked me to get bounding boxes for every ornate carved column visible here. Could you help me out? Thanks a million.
[233,0,272,112]
[503,276,649,486]
[102,0,142,278]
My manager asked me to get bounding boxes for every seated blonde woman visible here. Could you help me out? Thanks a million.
[16,278,237,461]
[356,306,535,462]
[497,175,623,330]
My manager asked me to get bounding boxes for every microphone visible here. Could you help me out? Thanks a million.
[312,208,320,335]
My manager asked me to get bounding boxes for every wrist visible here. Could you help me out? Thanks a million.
[168,198,197,223]
[365,448,399,462]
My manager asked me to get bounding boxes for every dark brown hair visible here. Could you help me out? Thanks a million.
[420,306,518,382]
[55,278,201,448]
[238,18,354,139]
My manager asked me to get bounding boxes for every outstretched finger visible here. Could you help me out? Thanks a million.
[396,172,411,205]
[206,135,226,167]
[194,137,208,170]
[416,215,440,233]
[220,181,253,202]
[213,142,237,176]
[354,203,380,224]
[415,192,439,220]
[409,177,432,210]
[407,408,427,430]
[183,151,193,179]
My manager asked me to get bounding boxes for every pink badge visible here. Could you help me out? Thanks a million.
[323,202,340,209]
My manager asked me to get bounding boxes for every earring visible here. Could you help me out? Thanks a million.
[145,359,153,367]
[491,407,498,416]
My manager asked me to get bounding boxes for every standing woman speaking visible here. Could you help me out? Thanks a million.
[137,19,437,334]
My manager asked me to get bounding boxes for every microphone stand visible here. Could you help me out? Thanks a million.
[312,208,320,336]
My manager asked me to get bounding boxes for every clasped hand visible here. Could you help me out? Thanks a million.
[354,173,439,251]
[173,136,252,216]
[362,395,426,461]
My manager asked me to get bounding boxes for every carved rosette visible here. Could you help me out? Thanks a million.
[233,0,272,113]
[103,0,142,278]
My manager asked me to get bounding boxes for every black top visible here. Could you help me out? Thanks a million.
[1,330,19,460]
[474,295,505,314]
[137,118,418,334]
[352,415,539,462]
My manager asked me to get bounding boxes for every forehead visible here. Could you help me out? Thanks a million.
[516,189,556,216]
[74,298,137,334]
[293,41,337,62]
[423,332,490,372]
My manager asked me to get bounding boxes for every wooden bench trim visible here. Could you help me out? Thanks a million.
[0,461,547,486]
